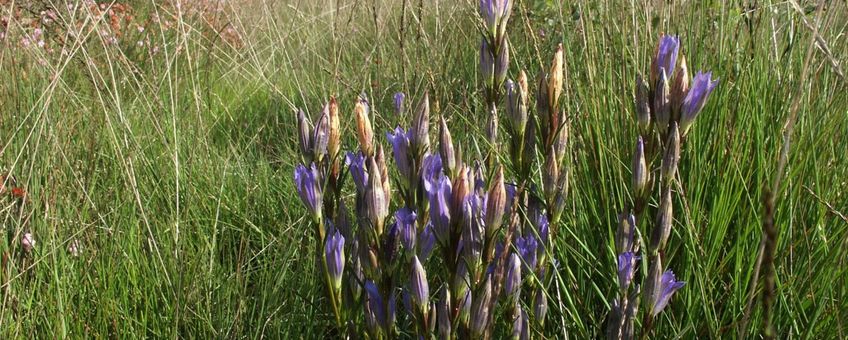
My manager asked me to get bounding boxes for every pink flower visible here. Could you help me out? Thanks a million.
[21,233,35,253]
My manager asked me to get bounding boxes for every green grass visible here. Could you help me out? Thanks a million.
[1,0,846,338]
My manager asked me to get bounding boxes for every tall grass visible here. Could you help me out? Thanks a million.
[0,0,845,337]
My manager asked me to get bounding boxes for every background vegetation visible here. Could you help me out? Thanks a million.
[0,0,846,338]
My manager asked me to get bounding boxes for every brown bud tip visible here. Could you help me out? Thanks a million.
[484,166,507,235]
[439,117,456,175]
[354,98,374,156]
[328,96,341,158]
[670,53,689,121]
[548,44,564,113]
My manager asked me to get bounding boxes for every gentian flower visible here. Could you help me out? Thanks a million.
[325,231,345,290]
[410,93,431,155]
[419,222,436,261]
[516,235,538,275]
[312,107,330,161]
[386,127,413,187]
[396,208,418,251]
[504,252,522,299]
[470,275,493,337]
[617,252,638,291]
[479,0,512,38]
[427,175,452,244]
[512,303,529,340]
[293,163,322,219]
[345,152,368,193]
[296,109,313,159]
[364,281,387,331]
[394,92,405,115]
[421,153,443,193]
[631,136,648,199]
[480,39,495,87]
[437,289,452,338]
[533,287,548,326]
[651,35,680,86]
[651,270,685,316]
[410,255,430,315]
[679,71,719,134]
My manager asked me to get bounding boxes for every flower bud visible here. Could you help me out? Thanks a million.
[312,107,330,162]
[547,44,564,113]
[670,53,689,122]
[494,36,509,87]
[486,104,499,147]
[410,93,431,156]
[428,175,453,244]
[294,163,323,220]
[661,122,681,183]
[484,166,507,237]
[387,127,413,189]
[505,252,522,300]
[650,187,673,253]
[506,71,529,137]
[554,121,569,165]
[396,208,418,251]
[327,97,341,159]
[325,231,345,291]
[642,255,661,316]
[394,92,405,115]
[632,136,649,199]
[411,255,430,317]
[617,252,638,291]
[679,71,719,135]
[376,145,392,209]
[533,286,548,326]
[451,166,471,218]
[354,96,374,156]
[366,156,389,235]
[635,74,651,134]
[470,275,493,337]
[296,109,313,160]
[653,69,671,136]
[543,144,559,206]
[650,34,680,88]
[512,303,529,340]
[480,38,495,88]
[616,212,637,254]
[439,117,456,177]
[536,71,550,125]
[437,289,452,338]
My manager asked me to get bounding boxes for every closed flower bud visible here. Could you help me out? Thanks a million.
[543,144,559,206]
[396,208,418,251]
[533,286,548,326]
[451,167,471,218]
[536,71,550,128]
[616,212,638,254]
[679,71,719,135]
[512,303,529,340]
[650,187,673,253]
[485,166,507,237]
[411,255,430,317]
[411,93,431,155]
[437,289,452,338]
[376,145,392,209]
[505,252,522,300]
[653,69,671,136]
[670,53,689,122]
[312,108,330,161]
[506,71,529,137]
[632,136,649,199]
[387,127,413,189]
[635,74,651,133]
[470,275,493,337]
[554,122,569,165]
[521,116,536,173]
[324,231,345,291]
[643,255,662,316]
[480,38,495,88]
[296,109,313,160]
[428,175,453,244]
[394,92,405,115]
[327,97,341,159]
[439,117,456,177]
[661,122,681,183]
[495,36,510,86]
[354,97,374,156]
[486,105,499,146]
[548,44,564,113]
[366,156,389,235]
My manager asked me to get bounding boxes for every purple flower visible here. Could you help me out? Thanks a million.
[394,92,405,115]
[651,270,686,316]
[364,281,387,330]
[313,108,330,160]
[410,255,430,314]
[512,303,529,340]
[533,286,548,326]
[679,71,719,134]
[293,163,322,218]
[617,252,638,291]
[505,252,522,299]
[421,153,443,193]
[21,232,35,253]
[480,39,495,85]
[386,127,413,185]
[325,231,345,290]
[470,275,493,337]
[396,208,418,250]
[479,0,512,34]
[427,175,452,244]
[419,222,436,260]
[345,152,368,193]
[652,35,680,85]
[516,235,538,275]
